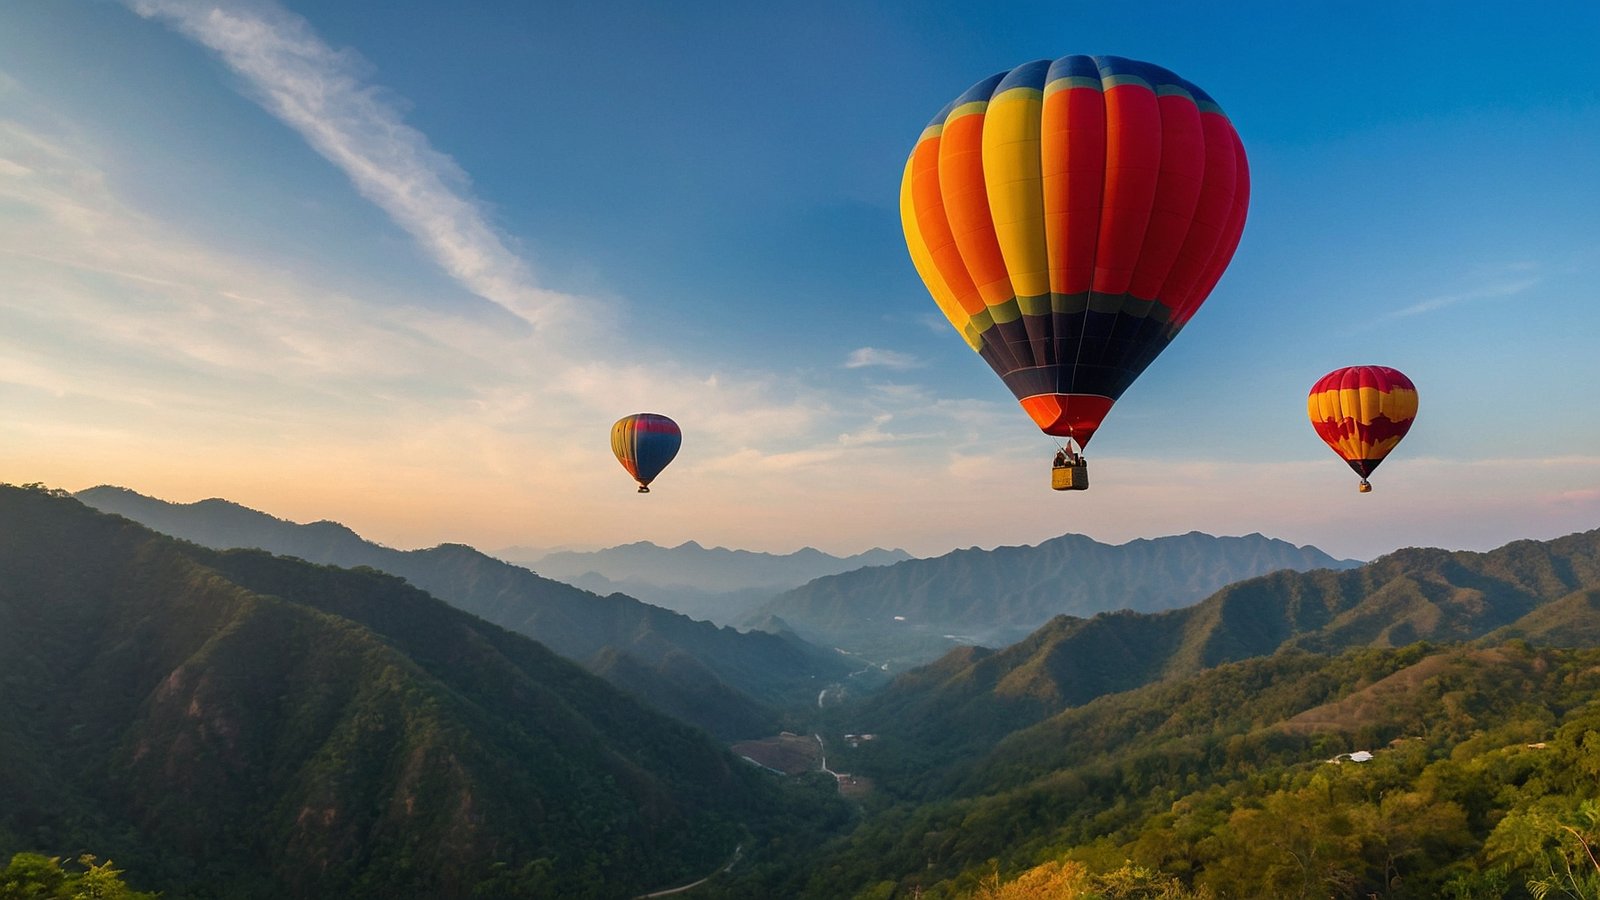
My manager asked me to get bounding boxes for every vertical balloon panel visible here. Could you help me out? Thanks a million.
[901,55,1249,452]
[611,413,682,493]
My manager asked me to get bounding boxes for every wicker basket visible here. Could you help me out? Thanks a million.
[1051,463,1089,491]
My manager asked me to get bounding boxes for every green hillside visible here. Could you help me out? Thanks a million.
[0,484,846,898]
[751,531,1358,666]
[76,486,851,739]
[788,641,1600,899]
[842,528,1600,788]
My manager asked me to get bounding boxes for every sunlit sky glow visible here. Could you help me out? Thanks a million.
[2,1,1597,562]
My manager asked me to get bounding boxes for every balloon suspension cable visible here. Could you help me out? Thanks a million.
[1050,434,1085,465]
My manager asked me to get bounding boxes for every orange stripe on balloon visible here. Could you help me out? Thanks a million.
[910,136,988,318]
[1019,393,1114,443]
[938,112,1016,309]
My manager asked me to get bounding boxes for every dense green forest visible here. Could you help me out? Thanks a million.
[837,527,1600,797]
[0,852,158,899]
[702,526,1600,897]
[719,642,1600,898]
[0,485,851,898]
[13,482,1600,898]
[75,486,852,741]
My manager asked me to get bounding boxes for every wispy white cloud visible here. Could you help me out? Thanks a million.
[837,413,904,446]
[845,346,922,370]
[0,45,997,525]
[19,3,1590,565]
[125,0,573,329]
[0,120,466,399]
[107,0,963,480]
[1381,275,1539,320]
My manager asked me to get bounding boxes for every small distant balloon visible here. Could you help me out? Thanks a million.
[1307,366,1417,493]
[611,413,681,494]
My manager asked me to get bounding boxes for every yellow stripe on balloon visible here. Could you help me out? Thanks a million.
[1383,388,1419,421]
[981,86,1049,301]
[1308,386,1419,461]
[1334,386,1419,425]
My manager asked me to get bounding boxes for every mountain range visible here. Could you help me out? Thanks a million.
[74,486,851,740]
[495,541,911,624]
[801,640,1600,898]
[765,524,1600,896]
[17,480,1600,899]
[0,484,842,899]
[750,531,1361,665]
[838,526,1600,796]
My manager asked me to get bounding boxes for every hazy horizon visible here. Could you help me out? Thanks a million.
[4,2,1596,563]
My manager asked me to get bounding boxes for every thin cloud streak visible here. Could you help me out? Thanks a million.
[845,346,922,370]
[126,0,573,329]
[1382,276,1539,320]
[0,92,994,516]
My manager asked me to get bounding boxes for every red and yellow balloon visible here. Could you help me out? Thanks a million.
[1307,366,1418,492]
[901,55,1249,455]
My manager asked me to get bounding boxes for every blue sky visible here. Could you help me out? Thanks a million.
[1,0,1596,561]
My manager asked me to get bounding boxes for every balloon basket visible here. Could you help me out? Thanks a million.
[1051,462,1089,491]
[1357,481,1371,494]
[637,485,650,493]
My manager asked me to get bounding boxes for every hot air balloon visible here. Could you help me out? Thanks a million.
[1307,366,1417,493]
[611,413,681,493]
[901,55,1249,490]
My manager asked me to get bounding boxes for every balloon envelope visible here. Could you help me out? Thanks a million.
[1307,366,1418,480]
[901,55,1249,446]
[611,413,682,491]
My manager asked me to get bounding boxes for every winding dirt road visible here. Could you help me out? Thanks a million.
[634,843,743,898]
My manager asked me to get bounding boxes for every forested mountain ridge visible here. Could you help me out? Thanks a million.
[749,530,1359,664]
[501,541,912,623]
[75,486,851,738]
[510,540,911,592]
[843,526,1600,786]
[792,641,1600,899]
[0,484,847,898]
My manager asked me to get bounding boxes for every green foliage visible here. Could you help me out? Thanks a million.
[0,853,158,900]
[839,525,1600,802]
[0,485,851,898]
[1494,800,1600,899]
[959,859,1213,900]
[72,484,851,730]
[19,483,1600,899]
[779,639,1600,899]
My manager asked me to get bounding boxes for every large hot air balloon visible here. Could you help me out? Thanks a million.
[1307,366,1417,493]
[611,413,681,493]
[901,55,1249,490]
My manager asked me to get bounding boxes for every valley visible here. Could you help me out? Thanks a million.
[7,7,1595,898]
[7,482,1600,898]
